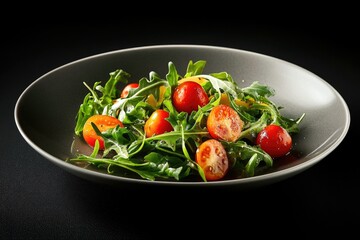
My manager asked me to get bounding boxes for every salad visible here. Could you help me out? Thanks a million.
[69,60,305,182]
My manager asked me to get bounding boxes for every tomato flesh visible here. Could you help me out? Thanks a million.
[144,109,173,137]
[196,139,229,181]
[207,104,244,142]
[256,124,292,158]
[172,81,209,114]
[120,83,139,98]
[83,115,124,150]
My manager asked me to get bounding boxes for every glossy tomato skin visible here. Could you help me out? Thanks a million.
[256,124,292,158]
[196,139,229,181]
[83,115,124,150]
[120,83,139,98]
[144,109,173,137]
[172,81,209,114]
[207,104,244,142]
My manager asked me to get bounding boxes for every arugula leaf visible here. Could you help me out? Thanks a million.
[242,81,275,100]
[166,61,179,88]
[69,154,186,181]
[223,140,273,177]
[184,60,207,77]
[239,112,270,142]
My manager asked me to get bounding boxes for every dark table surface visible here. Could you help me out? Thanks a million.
[2,22,359,238]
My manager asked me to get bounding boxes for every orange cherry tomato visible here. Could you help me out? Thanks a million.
[256,124,292,158]
[207,104,244,142]
[172,81,209,114]
[196,139,229,181]
[178,76,208,85]
[83,115,124,150]
[144,109,173,137]
[120,83,139,98]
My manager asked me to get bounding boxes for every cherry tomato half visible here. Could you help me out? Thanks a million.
[256,124,292,158]
[207,104,244,142]
[83,115,124,150]
[144,109,173,137]
[120,83,139,98]
[172,81,209,114]
[196,139,229,181]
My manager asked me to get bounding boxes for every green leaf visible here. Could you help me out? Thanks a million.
[242,81,275,100]
[103,69,131,99]
[184,60,207,77]
[224,140,273,177]
[239,112,269,142]
[166,61,179,87]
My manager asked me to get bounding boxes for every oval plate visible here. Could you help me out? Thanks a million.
[14,45,350,188]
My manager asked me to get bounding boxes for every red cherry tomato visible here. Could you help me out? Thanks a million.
[83,115,124,150]
[172,81,209,114]
[196,139,229,181]
[120,83,139,98]
[256,124,292,158]
[144,109,173,137]
[207,104,244,142]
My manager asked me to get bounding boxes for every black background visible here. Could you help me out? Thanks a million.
[1,19,359,238]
